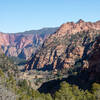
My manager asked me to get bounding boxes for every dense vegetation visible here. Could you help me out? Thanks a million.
[9,56,27,65]
[0,55,100,100]
[0,53,18,73]
[1,67,100,100]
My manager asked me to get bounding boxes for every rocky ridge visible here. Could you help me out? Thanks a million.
[25,20,100,70]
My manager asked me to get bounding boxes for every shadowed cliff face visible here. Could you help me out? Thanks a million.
[0,28,58,59]
[87,36,100,83]
[25,20,100,70]
[38,37,100,94]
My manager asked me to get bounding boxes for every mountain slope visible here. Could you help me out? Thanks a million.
[0,27,58,59]
[25,20,100,70]
[0,48,18,73]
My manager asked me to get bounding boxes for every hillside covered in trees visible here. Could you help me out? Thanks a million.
[0,50,100,100]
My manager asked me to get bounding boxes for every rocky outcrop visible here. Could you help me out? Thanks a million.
[87,36,100,82]
[0,28,57,59]
[53,19,100,36]
[25,20,100,70]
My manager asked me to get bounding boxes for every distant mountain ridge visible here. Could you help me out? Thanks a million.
[0,27,58,59]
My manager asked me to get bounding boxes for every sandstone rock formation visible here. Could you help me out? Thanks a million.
[25,20,100,70]
[0,28,57,59]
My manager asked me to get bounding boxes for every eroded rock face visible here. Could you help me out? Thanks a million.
[25,20,100,70]
[0,28,57,59]
[87,36,100,82]
[0,33,44,60]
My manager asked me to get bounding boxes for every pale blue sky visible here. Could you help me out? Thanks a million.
[0,0,100,33]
